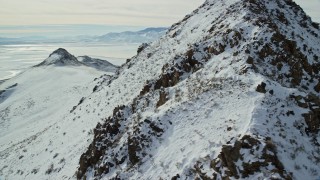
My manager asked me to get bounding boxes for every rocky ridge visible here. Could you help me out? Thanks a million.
[77,56,119,73]
[66,0,320,179]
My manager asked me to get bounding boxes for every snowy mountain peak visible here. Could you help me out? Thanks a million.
[50,48,74,58]
[34,49,120,73]
[75,0,320,179]
[35,48,81,66]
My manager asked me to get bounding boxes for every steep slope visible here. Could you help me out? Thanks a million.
[0,49,117,179]
[73,0,320,179]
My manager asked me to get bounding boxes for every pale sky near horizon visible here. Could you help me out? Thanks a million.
[0,0,319,37]
[0,0,205,26]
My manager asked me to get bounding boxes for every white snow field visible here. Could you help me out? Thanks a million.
[0,50,116,179]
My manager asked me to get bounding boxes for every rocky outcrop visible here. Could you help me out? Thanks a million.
[156,89,168,107]
[291,94,320,134]
[315,82,320,93]
[77,93,167,179]
[77,105,127,178]
[256,82,267,93]
[137,43,149,54]
[193,135,292,179]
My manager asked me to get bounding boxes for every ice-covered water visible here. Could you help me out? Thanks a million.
[0,42,138,80]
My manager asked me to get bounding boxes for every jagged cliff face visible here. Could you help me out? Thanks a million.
[72,0,319,179]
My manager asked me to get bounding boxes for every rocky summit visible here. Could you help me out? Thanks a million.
[35,48,81,66]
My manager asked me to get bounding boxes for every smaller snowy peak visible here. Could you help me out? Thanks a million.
[35,48,81,67]
[77,56,119,72]
[33,48,119,73]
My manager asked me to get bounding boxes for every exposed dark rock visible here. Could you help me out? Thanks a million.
[149,122,164,134]
[303,111,320,134]
[156,89,168,107]
[246,56,254,65]
[77,105,127,179]
[204,136,292,179]
[140,83,151,96]
[314,82,320,93]
[128,136,141,166]
[139,47,206,97]
[70,97,86,113]
[93,85,99,92]
[256,82,267,93]
[269,90,274,95]
[303,94,320,133]
[154,70,181,90]
[311,22,320,29]
[137,43,149,54]
[171,174,180,180]
[291,94,320,134]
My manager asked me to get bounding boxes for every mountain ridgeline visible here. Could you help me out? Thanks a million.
[74,0,320,179]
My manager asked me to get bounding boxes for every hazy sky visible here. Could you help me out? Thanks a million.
[0,0,318,26]
[0,0,319,37]
[0,0,204,26]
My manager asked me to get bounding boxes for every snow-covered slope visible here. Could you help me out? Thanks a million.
[71,0,319,179]
[0,49,117,179]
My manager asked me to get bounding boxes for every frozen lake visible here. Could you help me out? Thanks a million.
[0,42,139,80]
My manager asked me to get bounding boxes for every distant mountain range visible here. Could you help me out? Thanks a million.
[0,27,167,45]
[94,27,167,43]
